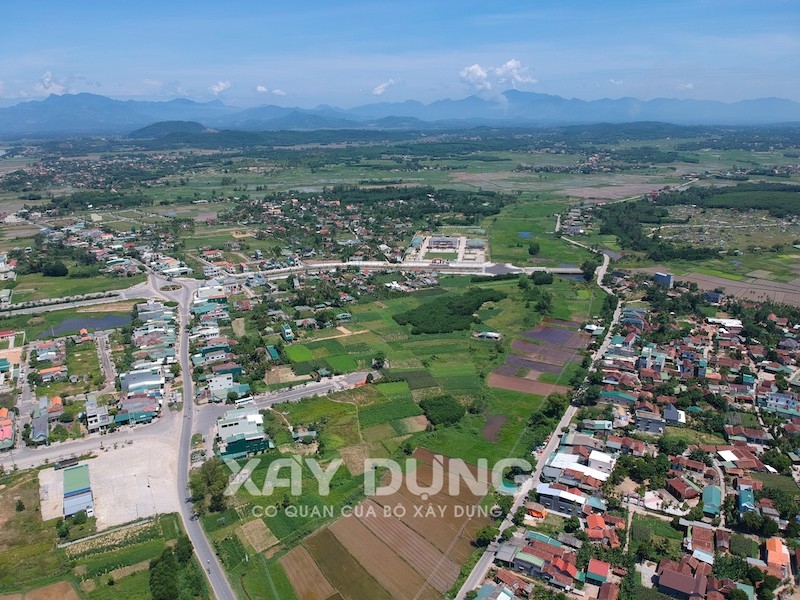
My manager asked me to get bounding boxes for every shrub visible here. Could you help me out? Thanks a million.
[420,394,465,426]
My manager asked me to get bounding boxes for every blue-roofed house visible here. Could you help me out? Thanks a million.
[738,488,757,517]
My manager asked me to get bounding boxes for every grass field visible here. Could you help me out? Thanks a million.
[4,273,145,303]
[284,344,313,363]
[753,472,800,493]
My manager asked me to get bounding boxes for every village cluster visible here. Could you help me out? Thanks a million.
[475,273,800,600]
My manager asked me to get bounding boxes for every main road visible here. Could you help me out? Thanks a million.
[129,272,238,600]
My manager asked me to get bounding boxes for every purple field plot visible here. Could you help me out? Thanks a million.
[510,340,577,364]
[522,326,574,345]
[506,355,563,374]
[495,365,522,377]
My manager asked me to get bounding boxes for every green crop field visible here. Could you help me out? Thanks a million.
[359,398,423,427]
[374,381,412,401]
[285,344,314,362]
[325,354,358,372]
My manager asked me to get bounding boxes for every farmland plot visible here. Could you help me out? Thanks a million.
[328,517,441,600]
[280,545,336,600]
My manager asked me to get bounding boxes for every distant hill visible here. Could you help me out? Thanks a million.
[129,121,210,138]
[0,90,799,137]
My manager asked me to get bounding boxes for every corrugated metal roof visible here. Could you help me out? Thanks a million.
[63,465,90,496]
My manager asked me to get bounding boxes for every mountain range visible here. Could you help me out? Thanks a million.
[1,90,799,137]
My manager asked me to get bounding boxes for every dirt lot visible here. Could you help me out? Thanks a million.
[483,415,508,442]
[38,435,181,528]
[487,373,570,396]
[76,301,137,313]
[329,517,440,600]
[265,365,311,385]
[280,545,336,600]
[339,443,370,476]
[237,518,279,553]
[680,272,800,307]
[510,340,578,364]
[23,582,79,600]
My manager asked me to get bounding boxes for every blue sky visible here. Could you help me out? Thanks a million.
[1,0,798,108]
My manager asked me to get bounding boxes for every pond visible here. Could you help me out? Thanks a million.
[37,314,132,338]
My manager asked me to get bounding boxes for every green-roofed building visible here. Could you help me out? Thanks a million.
[703,485,722,516]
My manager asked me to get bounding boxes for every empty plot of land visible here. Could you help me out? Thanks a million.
[24,582,79,600]
[681,273,800,307]
[483,415,508,442]
[522,326,590,349]
[362,423,396,443]
[543,318,583,328]
[487,373,569,396]
[280,545,336,600]
[339,443,370,476]
[506,355,563,373]
[510,340,576,363]
[392,415,429,434]
[304,529,391,600]
[89,438,180,528]
[329,517,440,600]
[357,499,459,594]
[237,518,279,553]
[522,325,574,345]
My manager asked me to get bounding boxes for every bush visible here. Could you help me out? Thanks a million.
[420,394,465,426]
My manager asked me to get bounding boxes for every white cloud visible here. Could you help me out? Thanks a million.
[34,71,68,95]
[209,80,231,95]
[460,59,537,93]
[0,81,4,94]
[372,78,397,96]
[459,64,491,91]
[256,85,285,96]
[494,59,537,86]
[677,82,694,91]
[609,78,623,86]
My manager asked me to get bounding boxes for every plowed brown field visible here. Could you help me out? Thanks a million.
[357,498,460,593]
[329,517,440,600]
[280,545,336,600]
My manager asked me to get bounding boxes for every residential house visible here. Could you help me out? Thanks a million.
[702,486,722,517]
[667,477,700,501]
[765,537,791,580]
[657,558,709,599]
[586,559,611,585]
[635,409,665,435]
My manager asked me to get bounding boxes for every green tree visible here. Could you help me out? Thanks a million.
[528,242,540,256]
[474,525,497,547]
[42,260,68,277]
[580,259,598,282]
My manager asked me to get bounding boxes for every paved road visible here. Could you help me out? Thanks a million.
[147,273,237,600]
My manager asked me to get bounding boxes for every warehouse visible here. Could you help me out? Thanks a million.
[63,464,94,518]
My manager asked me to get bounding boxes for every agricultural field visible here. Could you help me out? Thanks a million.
[281,449,491,600]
